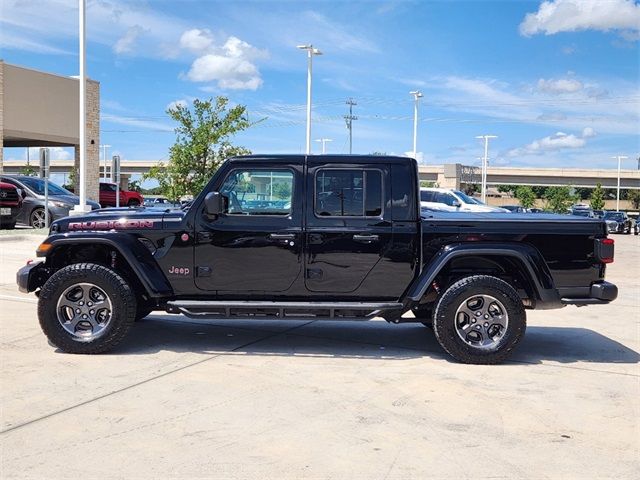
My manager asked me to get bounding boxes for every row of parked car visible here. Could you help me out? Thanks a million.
[419,187,639,234]
[0,175,149,229]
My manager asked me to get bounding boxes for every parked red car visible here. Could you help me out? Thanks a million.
[99,182,144,207]
[0,181,23,229]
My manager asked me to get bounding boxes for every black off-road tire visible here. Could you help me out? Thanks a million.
[38,263,137,354]
[433,275,526,364]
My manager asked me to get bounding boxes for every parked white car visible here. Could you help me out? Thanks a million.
[420,188,509,213]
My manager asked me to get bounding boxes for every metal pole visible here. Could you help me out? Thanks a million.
[482,137,488,203]
[40,148,50,228]
[78,0,87,212]
[345,98,357,154]
[305,49,312,155]
[101,144,110,180]
[613,155,628,211]
[113,155,121,208]
[410,91,423,159]
[476,135,497,203]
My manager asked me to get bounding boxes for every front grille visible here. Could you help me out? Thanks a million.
[0,187,19,203]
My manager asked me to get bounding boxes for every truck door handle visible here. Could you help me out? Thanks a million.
[269,233,296,240]
[353,234,379,243]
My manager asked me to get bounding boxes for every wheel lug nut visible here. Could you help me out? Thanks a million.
[82,314,88,319]
[88,302,93,307]
[472,319,476,323]
[76,308,81,313]
[79,301,84,306]
[475,312,481,316]
[89,310,95,315]
[484,322,489,327]
[484,314,489,319]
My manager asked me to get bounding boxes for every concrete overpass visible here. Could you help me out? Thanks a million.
[1,159,638,190]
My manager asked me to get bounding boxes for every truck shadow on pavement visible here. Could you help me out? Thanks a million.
[112,315,640,365]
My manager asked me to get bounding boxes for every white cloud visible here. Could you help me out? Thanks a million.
[102,114,173,132]
[520,0,640,38]
[536,76,583,94]
[182,35,268,91]
[26,147,72,161]
[166,99,189,111]
[508,128,597,157]
[113,25,146,54]
[179,29,215,53]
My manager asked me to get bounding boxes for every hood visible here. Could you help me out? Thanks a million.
[50,206,185,233]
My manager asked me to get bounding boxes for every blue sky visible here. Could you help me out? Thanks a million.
[2,0,639,172]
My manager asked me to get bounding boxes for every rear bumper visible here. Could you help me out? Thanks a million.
[561,281,618,306]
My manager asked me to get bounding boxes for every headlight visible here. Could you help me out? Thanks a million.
[51,201,68,208]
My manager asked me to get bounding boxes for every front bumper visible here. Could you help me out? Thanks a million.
[561,281,618,306]
[16,261,47,293]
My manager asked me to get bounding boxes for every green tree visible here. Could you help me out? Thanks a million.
[515,186,536,209]
[272,182,292,199]
[590,183,605,210]
[628,189,640,209]
[128,179,141,192]
[544,186,578,213]
[145,97,251,199]
[20,165,38,176]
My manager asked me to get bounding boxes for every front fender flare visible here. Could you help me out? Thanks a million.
[39,233,173,298]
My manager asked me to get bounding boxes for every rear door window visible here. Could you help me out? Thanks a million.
[315,169,382,217]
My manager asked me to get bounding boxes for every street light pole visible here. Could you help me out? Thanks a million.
[613,155,628,211]
[100,144,111,180]
[476,135,498,203]
[297,44,322,155]
[410,91,423,159]
[315,138,333,154]
[75,0,87,213]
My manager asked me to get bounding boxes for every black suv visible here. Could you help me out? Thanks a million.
[603,211,633,234]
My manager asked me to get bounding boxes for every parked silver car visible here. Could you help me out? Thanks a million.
[0,175,100,228]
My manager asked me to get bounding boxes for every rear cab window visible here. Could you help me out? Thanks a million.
[315,169,382,217]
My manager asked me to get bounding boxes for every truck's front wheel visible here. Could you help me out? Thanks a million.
[38,263,137,354]
[433,275,526,364]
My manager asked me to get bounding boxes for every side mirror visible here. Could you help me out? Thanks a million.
[452,200,461,208]
[204,191,227,215]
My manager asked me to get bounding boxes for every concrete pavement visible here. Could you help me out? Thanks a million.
[1,235,638,479]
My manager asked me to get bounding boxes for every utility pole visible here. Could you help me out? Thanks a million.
[476,135,498,203]
[297,44,322,155]
[410,91,423,159]
[315,138,333,154]
[613,155,628,211]
[344,98,358,154]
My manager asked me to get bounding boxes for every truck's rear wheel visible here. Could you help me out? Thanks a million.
[433,275,526,364]
[38,263,136,353]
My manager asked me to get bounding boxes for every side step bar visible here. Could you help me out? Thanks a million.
[166,300,403,320]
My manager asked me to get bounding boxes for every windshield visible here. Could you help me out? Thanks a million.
[604,212,624,220]
[572,210,592,217]
[19,177,73,196]
[453,190,482,205]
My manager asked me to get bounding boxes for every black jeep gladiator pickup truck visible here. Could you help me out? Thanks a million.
[17,155,618,364]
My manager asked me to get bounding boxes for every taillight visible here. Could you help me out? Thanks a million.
[595,238,614,264]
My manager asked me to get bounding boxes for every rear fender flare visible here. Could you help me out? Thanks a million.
[406,242,560,309]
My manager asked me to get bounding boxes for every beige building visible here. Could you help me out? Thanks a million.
[0,61,100,201]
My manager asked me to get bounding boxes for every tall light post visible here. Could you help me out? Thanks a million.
[476,135,498,203]
[297,44,322,155]
[613,155,628,211]
[315,138,333,154]
[100,144,111,180]
[73,0,89,214]
[410,90,423,159]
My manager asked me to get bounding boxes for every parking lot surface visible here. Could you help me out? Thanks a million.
[1,234,638,479]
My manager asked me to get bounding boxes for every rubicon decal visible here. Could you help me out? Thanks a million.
[68,220,155,230]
